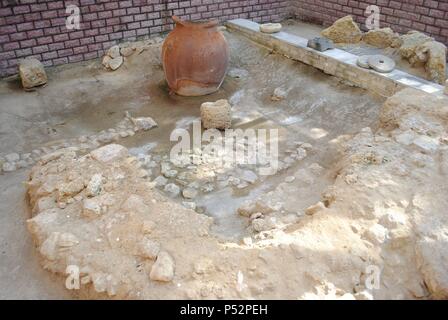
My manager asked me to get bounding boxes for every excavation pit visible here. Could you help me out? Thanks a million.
[1,21,447,300]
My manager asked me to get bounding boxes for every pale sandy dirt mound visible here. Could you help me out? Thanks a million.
[26,86,448,299]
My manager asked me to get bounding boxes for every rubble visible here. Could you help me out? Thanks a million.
[18,58,47,90]
[321,16,363,43]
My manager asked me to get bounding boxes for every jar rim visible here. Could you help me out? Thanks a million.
[172,16,218,28]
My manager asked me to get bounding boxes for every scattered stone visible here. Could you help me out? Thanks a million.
[259,23,282,34]
[200,99,232,130]
[86,174,103,197]
[107,45,121,58]
[102,55,112,68]
[271,87,287,101]
[120,46,135,57]
[149,251,175,282]
[321,16,362,44]
[142,220,155,234]
[163,169,178,178]
[108,56,124,71]
[367,55,396,73]
[18,58,47,89]
[228,68,249,79]
[307,37,334,51]
[91,144,128,163]
[285,176,295,183]
[305,202,326,215]
[182,201,196,210]
[252,218,275,232]
[82,198,102,217]
[153,175,168,187]
[129,116,158,131]
[164,183,180,197]
[182,187,198,199]
[139,237,160,259]
[363,28,400,48]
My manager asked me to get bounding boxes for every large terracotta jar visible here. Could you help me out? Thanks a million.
[162,16,229,96]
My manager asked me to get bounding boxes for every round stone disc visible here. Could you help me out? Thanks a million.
[357,55,371,69]
[367,55,396,73]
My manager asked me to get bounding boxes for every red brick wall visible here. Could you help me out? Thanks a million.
[0,0,290,77]
[292,0,448,45]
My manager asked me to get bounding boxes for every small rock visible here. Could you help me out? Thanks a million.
[200,99,232,130]
[153,175,168,187]
[305,201,326,215]
[182,187,198,199]
[260,23,282,34]
[163,169,178,178]
[120,46,135,57]
[321,15,362,43]
[307,37,334,51]
[18,58,47,89]
[182,201,196,210]
[164,183,180,197]
[252,218,275,232]
[139,237,160,259]
[285,176,295,183]
[108,56,123,71]
[106,45,121,59]
[86,174,103,197]
[130,116,158,131]
[149,251,175,282]
[142,220,155,234]
[90,144,128,163]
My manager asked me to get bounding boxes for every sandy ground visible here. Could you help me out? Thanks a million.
[1,22,425,299]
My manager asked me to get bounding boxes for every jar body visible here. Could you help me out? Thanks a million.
[162,16,229,96]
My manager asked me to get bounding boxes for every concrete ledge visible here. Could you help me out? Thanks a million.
[226,19,444,97]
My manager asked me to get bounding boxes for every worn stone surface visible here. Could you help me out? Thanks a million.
[259,23,282,34]
[321,16,362,43]
[367,55,396,73]
[200,99,232,130]
[363,28,401,48]
[18,58,47,89]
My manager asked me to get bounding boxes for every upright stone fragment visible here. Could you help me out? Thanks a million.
[19,58,47,89]
[200,99,232,130]
[321,16,362,43]
[149,251,175,282]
